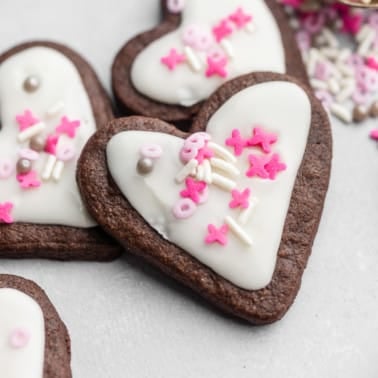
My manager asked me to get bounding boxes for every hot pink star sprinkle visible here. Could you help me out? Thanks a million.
[17,170,41,189]
[56,116,81,138]
[229,188,251,209]
[15,110,39,131]
[246,154,269,179]
[206,56,228,78]
[212,19,233,42]
[180,178,207,204]
[196,144,214,164]
[205,224,229,246]
[161,48,186,70]
[265,154,287,180]
[225,129,247,156]
[44,134,59,155]
[370,129,378,140]
[0,202,14,224]
[247,127,278,154]
[366,57,378,71]
[229,8,252,29]
[341,13,362,35]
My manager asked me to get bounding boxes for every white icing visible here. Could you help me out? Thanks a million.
[107,82,311,290]
[131,0,285,106]
[0,288,45,378]
[0,47,97,227]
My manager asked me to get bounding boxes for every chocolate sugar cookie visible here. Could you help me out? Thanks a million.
[0,274,71,377]
[79,73,332,324]
[0,41,121,260]
[112,0,308,124]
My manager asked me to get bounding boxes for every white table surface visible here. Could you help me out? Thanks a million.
[1,1,378,377]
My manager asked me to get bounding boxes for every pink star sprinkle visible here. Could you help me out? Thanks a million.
[229,188,251,209]
[247,127,278,154]
[229,8,252,29]
[161,48,186,70]
[0,202,14,224]
[225,129,247,156]
[205,224,229,246]
[212,19,233,42]
[246,154,269,179]
[265,154,287,180]
[180,178,207,204]
[366,57,378,71]
[206,56,228,78]
[196,144,214,164]
[15,110,39,131]
[56,116,81,138]
[44,134,59,155]
[370,129,378,140]
[17,170,41,189]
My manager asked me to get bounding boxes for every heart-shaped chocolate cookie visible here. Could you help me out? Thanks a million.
[112,0,308,125]
[78,72,332,324]
[0,275,71,378]
[0,41,121,260]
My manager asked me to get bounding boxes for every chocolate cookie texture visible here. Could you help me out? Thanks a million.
[0,274,71,378]
[0,41,121,260]
[78,73,332,324]
[112,0,308,124]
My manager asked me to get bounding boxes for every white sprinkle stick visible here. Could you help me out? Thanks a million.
[42,155,57,181]
[196,164,205,181]
[336,80,356,103]
[337,63,354,78]
[17,122,46,143]
[238,198,259,225]
[330,103,352,124]
[320,47,339,60]
[336,48,351,64]
[307,48,321,77]
[52,160,64,182]
[184,46,201,72]
[310,79,328,90]
[321,28,339,48]
[211,173,236,192]
[357,29,375,56]
[175,159,198,183]
[203,159,213,184]
[356,24,373,43]
[46,101,65,118]
[220,39,234,59]
[327,78,340,95]
[210,157,240,177]
[207,142,237,164]
[225,216,253,246]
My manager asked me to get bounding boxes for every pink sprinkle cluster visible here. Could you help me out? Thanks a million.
[282,1,378,141]
[161,7,253,79]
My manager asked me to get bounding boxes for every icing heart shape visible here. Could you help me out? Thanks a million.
[0,41,121,260]
[112,0,308,123]
[78,73,332,324]
[0,275,71,378]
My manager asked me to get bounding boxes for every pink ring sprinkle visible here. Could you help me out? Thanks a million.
[56,144,76,161]
[0,158,14,179]
[172,198,197,219]
[167,0,185,13]
[180,146,198,163]
[182,25,214,51]
[185,133,209,150]
[9,328,31,349]
[19,148,39,161]
[140,144,163,159]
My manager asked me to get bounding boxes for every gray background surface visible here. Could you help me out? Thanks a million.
[1,1,377,377]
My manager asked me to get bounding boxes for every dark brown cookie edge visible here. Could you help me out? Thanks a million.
[111,0,308,125]
[78,72,332,324]
[0,41,122,261]
[0,274,72,378]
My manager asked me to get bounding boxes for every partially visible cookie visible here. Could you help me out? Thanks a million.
[112,0,308,125]
[78,72,332,324]
[0,41,121,260]
[0,274,71,378]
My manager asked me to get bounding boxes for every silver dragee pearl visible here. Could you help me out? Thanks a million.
[137,158,154,175]
[23,76,40,93]
[17,159,32,174]
[29,135,45,152]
